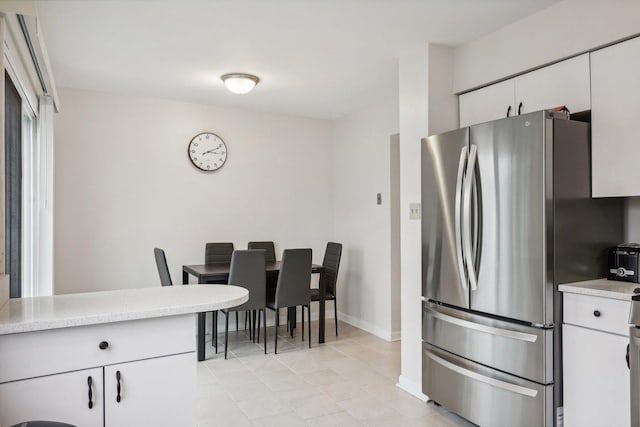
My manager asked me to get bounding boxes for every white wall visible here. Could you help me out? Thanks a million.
[54,87,333,295]
[454,0,640,93]
[398,44,457,400]
[331,94,399,341]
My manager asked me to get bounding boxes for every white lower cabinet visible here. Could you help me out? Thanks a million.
[563,293,631,427]
[0,367,104,426]
[0,315,196,427]
[104,353,195,427]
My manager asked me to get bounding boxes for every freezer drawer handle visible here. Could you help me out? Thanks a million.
[430,309,538,343]
[426,350,538,397]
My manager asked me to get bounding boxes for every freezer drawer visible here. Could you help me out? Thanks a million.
[423,343,553,427]
[423,302,553,384]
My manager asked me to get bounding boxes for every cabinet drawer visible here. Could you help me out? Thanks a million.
[0,314,195,383]
[563,293,630,336]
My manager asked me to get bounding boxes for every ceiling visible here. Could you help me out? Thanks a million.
[35,0,557,120]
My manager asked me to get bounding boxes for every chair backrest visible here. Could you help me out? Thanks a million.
[322,242,342,295]
[205,242,234,265]
[274,248,312,308]
[247,241,276,263]
[228,249,266,311]
[154,248,173,286]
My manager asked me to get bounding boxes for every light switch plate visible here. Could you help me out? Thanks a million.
[409,203,421,220]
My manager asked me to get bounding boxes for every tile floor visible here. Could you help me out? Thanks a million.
[197,319,472,426]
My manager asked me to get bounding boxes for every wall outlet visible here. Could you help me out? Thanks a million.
[377,193,382,205]
[409,203,421,220]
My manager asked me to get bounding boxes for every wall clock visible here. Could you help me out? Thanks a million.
[187,132,227,172]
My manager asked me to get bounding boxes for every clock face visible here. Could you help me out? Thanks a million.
[188,132,227,172]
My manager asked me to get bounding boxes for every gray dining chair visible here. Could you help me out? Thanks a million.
[205,242,235,351]
[247,241,276,263]
[222,249,267,359]
[247,241,277,332]
[311,242,342,336]
[154,248,173,286]
[266,248,312,353]
[205,242,234,267]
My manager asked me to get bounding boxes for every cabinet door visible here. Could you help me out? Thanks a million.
[0,368,103,427]
[515,54,591,115]
[562,324,630,427]
[591,36,640,197]
[459,79,514,127]
[104,352,196,427]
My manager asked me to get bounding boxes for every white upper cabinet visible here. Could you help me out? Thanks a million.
[459,79,514,127]
[591,36,640,197]
[459,54,590,127]
[515,54,591,115]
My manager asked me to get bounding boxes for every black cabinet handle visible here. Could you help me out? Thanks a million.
[506,105,511,117]
[518,102,523,115]
[99,341,109,350]
[593,310,601,317]
[116,370,122,403]
[87,376,93,409]
[627,344,631,370]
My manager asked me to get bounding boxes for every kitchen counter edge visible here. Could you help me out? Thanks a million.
[0,285,248,335]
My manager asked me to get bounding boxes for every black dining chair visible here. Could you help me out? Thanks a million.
[154,248,173,286]
[247,241,276,263]
[311,242,342,336]
[266,248,312,353]
[247,241,277,331]
[222,250,267,359]
[204,242,234,352]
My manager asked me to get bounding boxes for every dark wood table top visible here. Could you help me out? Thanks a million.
[183,261,323,277]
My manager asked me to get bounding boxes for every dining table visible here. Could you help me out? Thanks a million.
[182,261,326,361]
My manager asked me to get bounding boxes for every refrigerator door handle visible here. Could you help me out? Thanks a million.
[454,146,469,289]
[462,144,478,291]
[425,350,538,397]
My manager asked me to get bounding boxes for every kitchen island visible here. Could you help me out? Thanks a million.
[0,285,248,427]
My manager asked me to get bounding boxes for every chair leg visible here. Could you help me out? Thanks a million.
[334,298,338,337]
[224,312,230,360]
[275,308,279,354]
[263,309,267,354]
[307,304,311,348]
[301,306,305,342]
[214,311,218,353]
[256,310,261,343]
[252,310,257,343]
[290,307,295,338]
[245,310,248,331]
[236,312,239,332]
[211,311,216,347]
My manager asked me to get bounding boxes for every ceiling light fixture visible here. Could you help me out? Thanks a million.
[221,73,260,95]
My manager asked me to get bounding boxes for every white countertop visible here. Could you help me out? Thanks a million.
[558,278,639,301]
[0,285,248,335]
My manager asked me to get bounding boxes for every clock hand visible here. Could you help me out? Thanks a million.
[202,149,221,155]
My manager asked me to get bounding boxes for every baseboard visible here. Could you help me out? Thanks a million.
[390,330,401,341]
[337,311,395,342]
[397,374,428,401]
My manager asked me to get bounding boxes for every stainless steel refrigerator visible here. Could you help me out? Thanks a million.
[421,110,624,427]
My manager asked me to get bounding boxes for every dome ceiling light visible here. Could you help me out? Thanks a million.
[221,73,260,95]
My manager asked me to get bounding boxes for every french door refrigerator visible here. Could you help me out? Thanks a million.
[421,110,624,427]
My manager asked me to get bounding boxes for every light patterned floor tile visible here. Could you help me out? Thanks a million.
[196,320,469,427]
